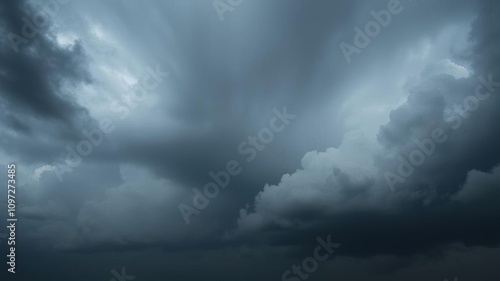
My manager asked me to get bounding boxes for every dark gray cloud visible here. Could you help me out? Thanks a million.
[1,0,500,280]
[0,0,91,131]
[233,0,500,273]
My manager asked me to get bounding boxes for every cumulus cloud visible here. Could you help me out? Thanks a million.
[236,130,382,233]
[32,164,57,181]
[453,165,500,204]
[234,0,500,262]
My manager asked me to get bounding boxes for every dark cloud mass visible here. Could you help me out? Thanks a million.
[0,0,499,280]
[0,0,91,127]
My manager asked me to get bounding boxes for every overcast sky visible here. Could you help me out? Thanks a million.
[0,0,499,280]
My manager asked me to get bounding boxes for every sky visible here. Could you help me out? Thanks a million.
[0,0,499,280]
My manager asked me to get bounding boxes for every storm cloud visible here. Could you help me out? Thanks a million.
[0,0,499,280]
